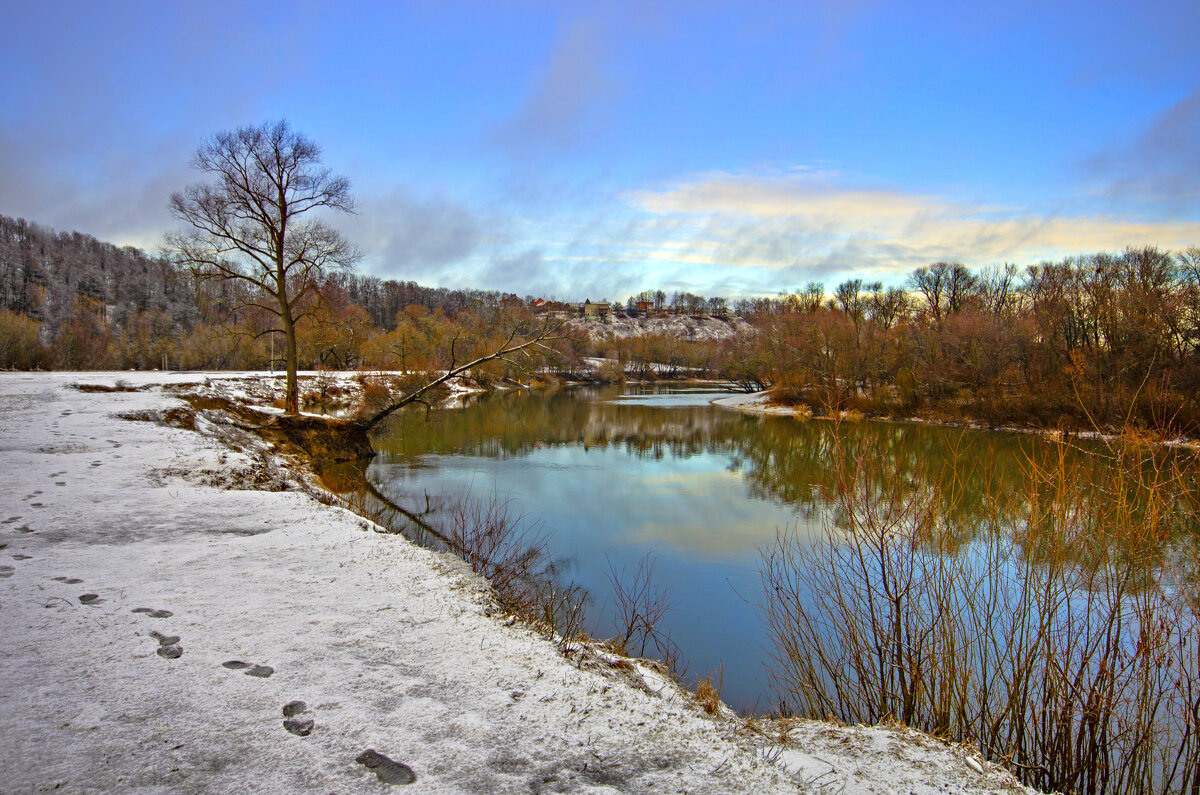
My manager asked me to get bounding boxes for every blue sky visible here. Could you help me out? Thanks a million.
[2,0,1197,300]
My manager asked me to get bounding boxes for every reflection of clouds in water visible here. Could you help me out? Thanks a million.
[608,388,731,409]
[619,514,822,559]
[637,469,736,494]
[617,470,815,558]
[606,396,726,408]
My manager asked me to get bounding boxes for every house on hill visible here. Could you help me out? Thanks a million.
[571,299,611,319]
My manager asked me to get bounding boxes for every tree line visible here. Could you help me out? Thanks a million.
[3,209,1199,433]
[0,212,546,372]
[732,250,1200,434]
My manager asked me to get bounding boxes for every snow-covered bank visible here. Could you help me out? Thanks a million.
[712,388,1198,449]
[0,372,1033,793]
[711,390,805,417]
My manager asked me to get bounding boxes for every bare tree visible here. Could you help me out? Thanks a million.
[910,262,979,328]
[606,551,675,661]
[167,120,357,413]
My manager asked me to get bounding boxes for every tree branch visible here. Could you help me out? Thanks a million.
[361,322,562,432]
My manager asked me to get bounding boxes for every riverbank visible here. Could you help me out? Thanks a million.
[712,389,1199,449]
[0,372,1034,793]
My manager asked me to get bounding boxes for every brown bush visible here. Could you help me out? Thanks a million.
[760,429,1200,794]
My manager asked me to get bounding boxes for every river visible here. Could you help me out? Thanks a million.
[364,381,1196,715]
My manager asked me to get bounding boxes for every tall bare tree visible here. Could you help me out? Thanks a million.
[167,120,357,413]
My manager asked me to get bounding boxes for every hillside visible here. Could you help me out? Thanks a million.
[565,313,754,343]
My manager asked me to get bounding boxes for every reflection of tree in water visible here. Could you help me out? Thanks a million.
[733,418,1037,548]
[322,457,592,642]
[370,385,1198,565]
[371,386,737,461]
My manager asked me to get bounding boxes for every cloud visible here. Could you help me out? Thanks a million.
[477,249,548,295]
[622,170,1200,281]
[0,126,192,251]
[1082,85,1200,210]
[347,188,488,279]
[476,246,651,301]
[490,18,615,158]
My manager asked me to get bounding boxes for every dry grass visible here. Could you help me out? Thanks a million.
[72,380,142,393]
[695,669,724,715]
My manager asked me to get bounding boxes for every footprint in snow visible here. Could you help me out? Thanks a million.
[150,631,183,659]
[79,593,104,606]
[222,660,274,677]
[53,576,84,584]
[356,750,416,785]
[0,566,13,578]
[2,516,20,525]
[132,607,173,618]
[12,554,31,560]
[282,701,313,736]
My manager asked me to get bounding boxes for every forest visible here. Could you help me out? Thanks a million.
[1,213,1197,434]
[732,250,1200,435]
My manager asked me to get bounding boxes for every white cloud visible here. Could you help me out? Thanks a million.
[622,170,1200,278]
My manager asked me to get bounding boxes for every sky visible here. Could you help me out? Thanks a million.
[2,0,1198,301]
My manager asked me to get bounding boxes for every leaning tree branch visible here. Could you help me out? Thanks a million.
[360,323,562,432]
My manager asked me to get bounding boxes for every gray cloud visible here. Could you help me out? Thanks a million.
[1082,85,1200,210]
[489,18,615,158]
[348,188,489,279]
[0,126,192,250]
[474,249,542,292]
[472,246,658,302]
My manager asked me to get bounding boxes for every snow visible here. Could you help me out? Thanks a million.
[566,314,754,343]
[0,371,1038,793]
[711,390,806,417]
[762,722,1030,794]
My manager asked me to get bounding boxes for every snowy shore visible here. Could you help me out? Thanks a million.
[0,372,1033,793]
[710,390,801,416]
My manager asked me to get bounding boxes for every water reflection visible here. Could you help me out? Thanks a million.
[372,384,1066,552]
[366,383,1199,713]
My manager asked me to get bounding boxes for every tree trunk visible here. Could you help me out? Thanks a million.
[282,306,299,415]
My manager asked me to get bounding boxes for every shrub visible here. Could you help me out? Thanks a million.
[0,310,48,369]
[760,430,1200,794]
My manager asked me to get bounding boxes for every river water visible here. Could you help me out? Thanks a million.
[364,381,1190,714]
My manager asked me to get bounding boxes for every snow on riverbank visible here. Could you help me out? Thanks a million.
[0,372,1034,793]
[711,390,806,417]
